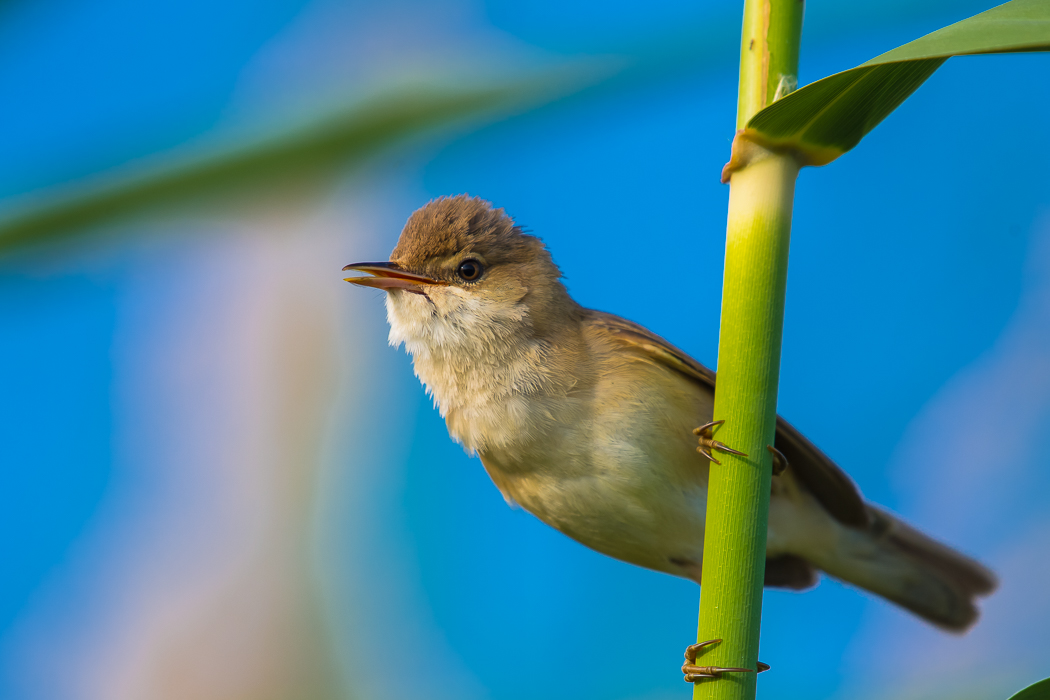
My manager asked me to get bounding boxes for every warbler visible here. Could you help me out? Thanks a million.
[344,195,995,632]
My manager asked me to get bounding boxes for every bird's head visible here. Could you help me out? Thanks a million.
[344,195,573,358]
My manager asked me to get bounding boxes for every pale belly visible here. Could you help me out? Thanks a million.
[445,327,756,583]
[479,396,714,580]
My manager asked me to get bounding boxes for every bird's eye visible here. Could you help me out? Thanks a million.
[457,259,483,281]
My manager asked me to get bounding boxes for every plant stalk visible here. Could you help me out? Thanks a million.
[693,1,803,699]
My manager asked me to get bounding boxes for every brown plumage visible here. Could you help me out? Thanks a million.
[345,194,997,632]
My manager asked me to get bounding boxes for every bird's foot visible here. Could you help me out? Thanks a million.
[682,639,770,683]
[693,421,748,465]
[767,445,789,476]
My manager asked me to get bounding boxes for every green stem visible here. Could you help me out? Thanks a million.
[736,0,804,129]
[693,1,803,700]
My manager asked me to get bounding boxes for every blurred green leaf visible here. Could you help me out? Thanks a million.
[0,74,588,256]
[1007,677,1050,700]
[740,0,1050,167]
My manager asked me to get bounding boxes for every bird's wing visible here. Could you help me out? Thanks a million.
[585,311,718,388]
[771,415,869,527]
[585,310,869,529]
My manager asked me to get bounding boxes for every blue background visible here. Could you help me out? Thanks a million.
[1,1,1048,699]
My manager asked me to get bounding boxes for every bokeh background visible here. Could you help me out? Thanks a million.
[1,1,1048,699]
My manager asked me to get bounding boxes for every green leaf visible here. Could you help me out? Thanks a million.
[1007,677,1050,700]
[738,0,1050,168]
[0,73,588,256]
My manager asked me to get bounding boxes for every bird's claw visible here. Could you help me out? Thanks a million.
[682,639,770,683]
[693,420,748,465]
[767,445,789,476]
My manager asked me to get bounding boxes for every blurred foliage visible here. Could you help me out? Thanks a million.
[740,0,1050,167]
[0,74,591,256]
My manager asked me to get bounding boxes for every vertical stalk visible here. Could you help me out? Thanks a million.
[693,2,803,700]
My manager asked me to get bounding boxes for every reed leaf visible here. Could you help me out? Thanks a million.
[1007,677,1050,700]
[0,75,584,256]
[739,0,1050,168]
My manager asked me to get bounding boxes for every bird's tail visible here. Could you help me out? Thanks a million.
[815,507,997,631]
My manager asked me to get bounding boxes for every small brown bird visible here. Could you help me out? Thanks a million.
[344,194,996,632]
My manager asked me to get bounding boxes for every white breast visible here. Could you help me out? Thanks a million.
[384,289,561,454]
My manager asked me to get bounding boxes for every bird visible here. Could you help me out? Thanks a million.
[343,194,996,638]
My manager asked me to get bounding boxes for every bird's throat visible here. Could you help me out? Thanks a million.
[385,289,569,454]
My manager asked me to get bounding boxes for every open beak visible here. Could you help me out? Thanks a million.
[342,261,446,296]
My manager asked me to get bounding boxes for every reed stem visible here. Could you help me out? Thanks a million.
[692,2,804,699]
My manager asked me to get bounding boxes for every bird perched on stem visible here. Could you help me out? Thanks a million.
[344,195,996,634]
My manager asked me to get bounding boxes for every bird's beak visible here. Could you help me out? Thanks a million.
[342,261,446,296]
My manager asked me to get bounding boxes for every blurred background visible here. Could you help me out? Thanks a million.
[1,1,1048,699]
